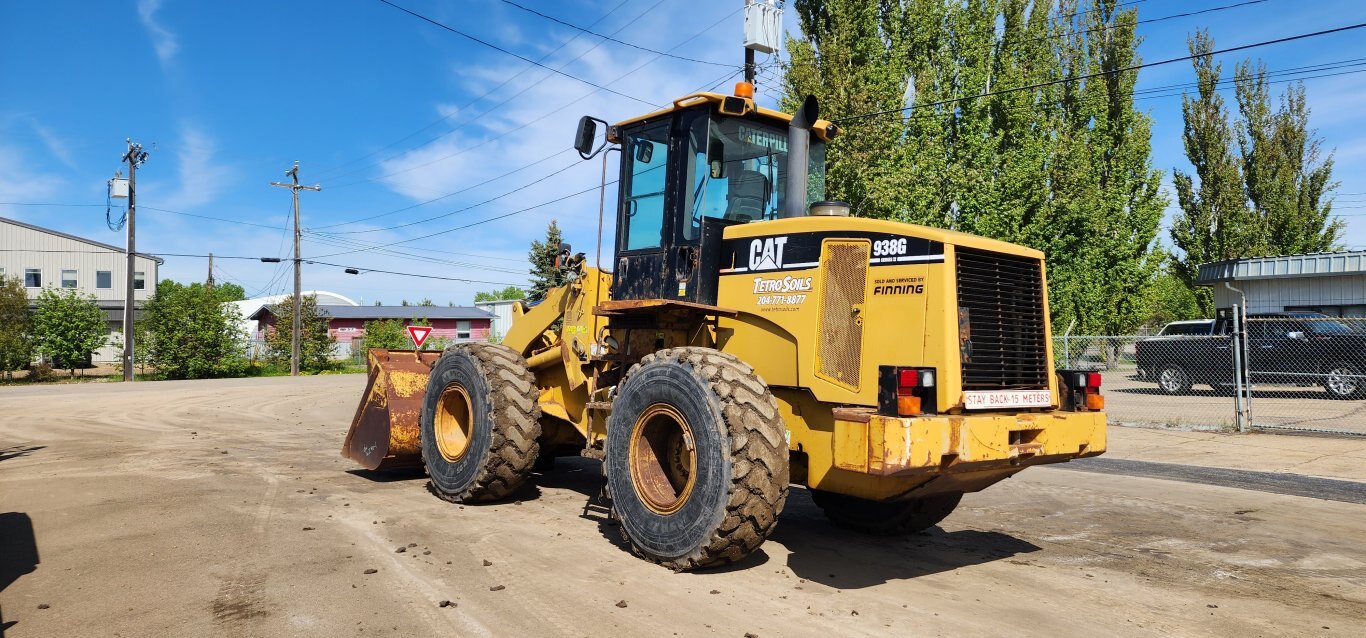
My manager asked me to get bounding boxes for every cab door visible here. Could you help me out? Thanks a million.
[612,120,673,300]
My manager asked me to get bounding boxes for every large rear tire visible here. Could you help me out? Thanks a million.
[811,490,963,536]
[605,347,788,571]
[421,343,541,502]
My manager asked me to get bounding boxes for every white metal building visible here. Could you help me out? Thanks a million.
[1197,250,1366,317]
[0,216,162,362]
[473,299,525,342]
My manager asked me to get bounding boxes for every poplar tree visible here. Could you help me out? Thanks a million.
[1170,32,1341,313]
[782,0,1164,334]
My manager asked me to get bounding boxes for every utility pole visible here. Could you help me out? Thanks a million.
[270,162,321,377]
[120,140,148,382]
[207,252,215,287]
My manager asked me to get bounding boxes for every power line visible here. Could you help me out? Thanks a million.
[499,0,735,68]
[1038,0,1269,46]
[377,0,657,107]
[0,202,104,207]
[312,0,635,181]
[307,260,523,286]
[310,147,572,230]
[317,157,586,235]
[836,20,1366,122]
[326,5,740,190]
[141,205,288,230]
[0,248,526,285]
[310,180,609,259]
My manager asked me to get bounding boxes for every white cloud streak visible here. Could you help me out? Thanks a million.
[137,0,179,65]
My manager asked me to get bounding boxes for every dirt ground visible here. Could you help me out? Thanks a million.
[1,375,1364,637]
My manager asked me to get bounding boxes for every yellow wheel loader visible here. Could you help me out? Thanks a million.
[342,84,1107,571]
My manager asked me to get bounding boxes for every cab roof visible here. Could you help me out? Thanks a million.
[610,92,841,143]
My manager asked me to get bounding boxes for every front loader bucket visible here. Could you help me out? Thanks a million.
[342,349,443,471]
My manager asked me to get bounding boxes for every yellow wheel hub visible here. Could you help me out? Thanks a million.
[435,384,474,463]
[629,403,697,515]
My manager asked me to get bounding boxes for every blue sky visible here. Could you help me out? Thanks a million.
[1,0,1364,304]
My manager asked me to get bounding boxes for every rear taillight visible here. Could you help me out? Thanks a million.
[879,366,937,417]
[1058,369,1104,411]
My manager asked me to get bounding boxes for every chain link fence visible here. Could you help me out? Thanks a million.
[1241,316,1366,435]
[1055,313,1366,437]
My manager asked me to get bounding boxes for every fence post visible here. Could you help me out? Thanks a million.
[1231,304,1248,432]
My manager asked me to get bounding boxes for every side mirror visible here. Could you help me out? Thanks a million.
[707,139,725,179]
[634,140,654,164]
[1287,331,1307,341]
[574,116,598,158]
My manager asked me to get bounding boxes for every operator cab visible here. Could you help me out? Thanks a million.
[575,86,839,305]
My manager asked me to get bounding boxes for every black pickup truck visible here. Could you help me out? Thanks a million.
[1135,312,1366,399]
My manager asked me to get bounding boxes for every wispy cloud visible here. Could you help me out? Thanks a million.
[29,121,76,169]
[137,0,179,65]
[0,143,64,216]
[139,123,234,211]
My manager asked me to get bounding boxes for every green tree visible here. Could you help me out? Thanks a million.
[143,280,245,379]
[527,220,568,302]
[1235,60,1341,254]
[213,282,247,303]
[361,319,409,350]
[264,295,337,372]
[1169,32,1340,314]
[31,287,107,376]
[1169,32,1250,312]
[474,285,525,303]
[0,275,31,380]
[783,0,1164,333]
[1140,255,1204,329]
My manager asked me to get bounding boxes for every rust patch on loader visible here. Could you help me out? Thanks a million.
[341,349,441,471]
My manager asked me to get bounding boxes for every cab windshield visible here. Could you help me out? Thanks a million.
[680,114,826,240]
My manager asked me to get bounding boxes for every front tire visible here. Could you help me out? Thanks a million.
[605,348,788,571]
[1324,362,1366,400]
[1156,364,1192,395]
[420,344,541,502]
[811,491,963,535]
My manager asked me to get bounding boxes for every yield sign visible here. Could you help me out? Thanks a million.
[406,325,432,349]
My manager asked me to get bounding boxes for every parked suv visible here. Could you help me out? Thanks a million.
[1135,312,1365,399]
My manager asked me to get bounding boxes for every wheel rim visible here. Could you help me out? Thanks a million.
[1327,366,1358,396]
[1160,367,1186,392]
[629,403,697,515]
[434,384,474,462]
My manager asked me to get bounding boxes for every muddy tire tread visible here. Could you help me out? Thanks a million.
[427,343,541,503]
[614,347,788,570]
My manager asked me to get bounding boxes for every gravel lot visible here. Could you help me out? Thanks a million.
[1,375,1363,637]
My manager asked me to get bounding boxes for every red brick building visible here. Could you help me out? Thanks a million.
[249,305,494,351]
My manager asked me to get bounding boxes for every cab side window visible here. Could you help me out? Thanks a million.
[622,124,671,251]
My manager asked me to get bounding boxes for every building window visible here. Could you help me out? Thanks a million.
[96,271,113,289]
[61,269,77,288]
[133,271,145,290]
[24,269,40,288]
[457,320,471,340]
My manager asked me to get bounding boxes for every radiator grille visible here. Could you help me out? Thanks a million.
[956,247,1049,390]
[816,240,869,390]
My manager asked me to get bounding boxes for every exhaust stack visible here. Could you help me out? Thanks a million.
[783,95,820,218]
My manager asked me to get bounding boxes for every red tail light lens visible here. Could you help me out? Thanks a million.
[1087,372,1102,388]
